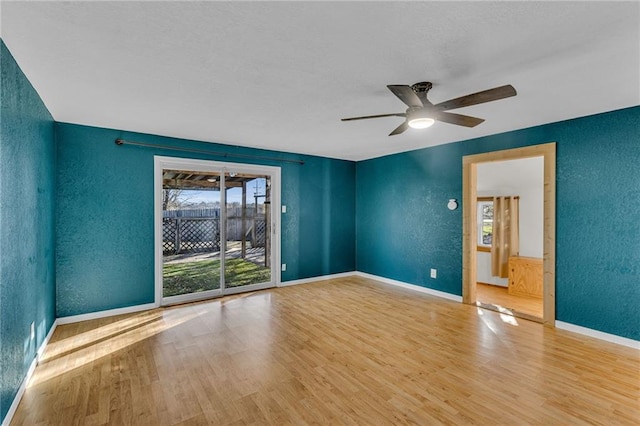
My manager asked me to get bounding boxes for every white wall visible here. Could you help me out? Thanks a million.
[476,157,543,287]
[477,251,508,286]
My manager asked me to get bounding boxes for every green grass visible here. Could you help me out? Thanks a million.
[163,258,271,297]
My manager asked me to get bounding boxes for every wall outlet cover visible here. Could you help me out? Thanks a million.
[430,268,437,279]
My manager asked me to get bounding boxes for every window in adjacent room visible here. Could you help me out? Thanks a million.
[477,197,493,252]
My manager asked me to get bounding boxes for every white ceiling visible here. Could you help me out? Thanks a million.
[1,1,638,161]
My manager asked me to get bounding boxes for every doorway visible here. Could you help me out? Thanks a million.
[462,143,556,325]
[475,158,544,320]
[154,156,281,306]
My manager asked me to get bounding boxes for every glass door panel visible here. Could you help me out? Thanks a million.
[223,172,272,289]
[162,169,221,298]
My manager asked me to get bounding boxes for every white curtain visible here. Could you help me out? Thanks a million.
[491,196,520,278]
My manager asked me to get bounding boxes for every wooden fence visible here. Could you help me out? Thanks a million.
[163,208,266,255]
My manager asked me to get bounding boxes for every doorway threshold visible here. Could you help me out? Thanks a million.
[476,301,543,324]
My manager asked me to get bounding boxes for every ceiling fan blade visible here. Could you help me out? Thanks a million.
[389,121,409,136]
[387,85,423,108]
[436,111,485,127]
[435,84,516,111]
[341,112,406,121]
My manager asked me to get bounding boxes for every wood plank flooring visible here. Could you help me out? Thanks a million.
[11,276,640,425]
[476,283,543,319]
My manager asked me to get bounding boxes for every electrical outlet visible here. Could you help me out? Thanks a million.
[281,205,287,213]
[30,322,35,340]
[281,263,287,272]
[430,268,437,279]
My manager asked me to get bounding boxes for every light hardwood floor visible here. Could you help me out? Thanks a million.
[11,276,640,425]
[476,283,543,320]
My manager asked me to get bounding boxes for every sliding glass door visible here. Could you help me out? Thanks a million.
[155,157,280,306]
[161,169,223,299]
[223,172,272,291]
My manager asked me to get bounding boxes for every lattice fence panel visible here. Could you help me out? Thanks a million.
[255,220,266,247]
[163,218,220,255]
[179,218,220,253]
[163,218,178,255]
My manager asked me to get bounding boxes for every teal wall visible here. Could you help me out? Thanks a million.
[0,41,56,421]
[55,123,356,317]
[356,106,640,341]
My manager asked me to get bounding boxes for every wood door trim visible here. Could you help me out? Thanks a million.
[462,143,556,326]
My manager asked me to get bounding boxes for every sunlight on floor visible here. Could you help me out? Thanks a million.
[476,304,519,342]
[477,302,520,327]
[50,309,161,346]
[31,292,277,389]
[30,309,203,387]
[500,314,519,326]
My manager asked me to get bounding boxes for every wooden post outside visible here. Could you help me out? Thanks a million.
[253,195,257,247]
[241,181,247,258]
[175,218,181,254]
[265,180,271,268]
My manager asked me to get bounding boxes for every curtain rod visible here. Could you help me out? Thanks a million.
[115,139,305,165]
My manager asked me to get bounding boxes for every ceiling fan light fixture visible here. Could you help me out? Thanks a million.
[408,117,435,129]
[407,109,435,129]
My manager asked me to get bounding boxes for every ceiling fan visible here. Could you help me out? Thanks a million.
[341,82,517,136]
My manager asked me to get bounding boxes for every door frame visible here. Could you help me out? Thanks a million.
[462,143,556,325]
[153,155,281,307]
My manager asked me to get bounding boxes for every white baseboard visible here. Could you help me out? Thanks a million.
[37,318,58,361]
[555,321,640,350]
[2,318,59,426]
[354,271,463,302]
[1,358,37,426]
[278,271,357,287]
[56,302,157,325]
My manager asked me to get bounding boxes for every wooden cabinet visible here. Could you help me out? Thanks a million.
[508,256,543,298]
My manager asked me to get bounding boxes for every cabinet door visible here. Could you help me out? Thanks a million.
[508,257,543,298]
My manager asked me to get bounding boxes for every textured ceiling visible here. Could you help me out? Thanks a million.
[1,1,638,161]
